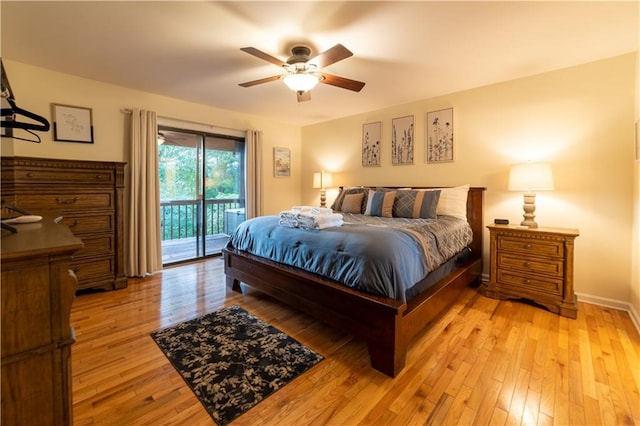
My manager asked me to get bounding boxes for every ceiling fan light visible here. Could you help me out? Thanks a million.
[283,73,319,92]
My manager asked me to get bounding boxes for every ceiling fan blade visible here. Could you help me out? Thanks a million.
[238,75,281,88]
[309,44,353,68]
[240,47,287,67]
[319,73,366,92]
[297,91,311,102]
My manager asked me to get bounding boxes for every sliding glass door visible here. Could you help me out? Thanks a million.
[158,127,245,265]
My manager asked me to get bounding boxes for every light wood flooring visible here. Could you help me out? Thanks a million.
[71,258,640,425]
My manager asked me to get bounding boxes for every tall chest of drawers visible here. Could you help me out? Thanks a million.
[1,156,127,291]
[484,224,579,318]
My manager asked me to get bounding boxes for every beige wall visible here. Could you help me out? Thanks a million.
[1,60,302,215]
[302,53,637,304]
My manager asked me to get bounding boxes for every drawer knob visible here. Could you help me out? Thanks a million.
[524,279,530,285]
[524,244,532,249]
[26,172,34,178]
[95,175,105,180]
[56,197,78,205]
[523,261,531,268]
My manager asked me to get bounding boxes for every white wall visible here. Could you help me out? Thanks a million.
[302,54,637,304]
[1,60,302,215]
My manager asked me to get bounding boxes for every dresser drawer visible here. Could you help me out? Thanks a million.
[496,269,563,296]
[497,236,563,258]
[497,253,564,277]
[73,234,114,258]
[60,213,114,235]
[71,257,114,283]
[14,167,114,186]
[16,192,114,211]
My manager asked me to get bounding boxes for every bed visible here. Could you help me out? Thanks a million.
[222,186,485,377]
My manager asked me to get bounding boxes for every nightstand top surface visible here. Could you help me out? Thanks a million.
[486,224,579,237]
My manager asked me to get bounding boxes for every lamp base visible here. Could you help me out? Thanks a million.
[520,193,538,228]
[319,190,327,208]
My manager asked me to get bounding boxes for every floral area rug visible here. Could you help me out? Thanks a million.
[151,305,324,425]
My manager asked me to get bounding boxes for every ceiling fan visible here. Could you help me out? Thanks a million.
[238,44,365,102]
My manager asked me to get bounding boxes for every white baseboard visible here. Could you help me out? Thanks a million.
[576,292,640,336]
[479,274,640,336]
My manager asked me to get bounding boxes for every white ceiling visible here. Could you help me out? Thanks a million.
[1,1,638,127]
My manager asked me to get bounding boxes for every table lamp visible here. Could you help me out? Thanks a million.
[313,171,333,207]
[508,161,554,228]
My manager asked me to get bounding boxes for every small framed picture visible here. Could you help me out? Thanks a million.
[52,103,94,143]
[426,108,454,163]
[362,121,381,167]
[273,147,291,177]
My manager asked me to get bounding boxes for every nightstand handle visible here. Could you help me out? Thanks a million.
[524,244,532,249]
[523,261,531,268]
[524,279,530,284]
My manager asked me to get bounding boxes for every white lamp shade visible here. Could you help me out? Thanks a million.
[313,171,333,189]
[283,73,320,92]
[508,162,554,191]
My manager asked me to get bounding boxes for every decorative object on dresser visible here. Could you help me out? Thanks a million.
[0,156,127,291]
[312,170,333,207]
[508,161,555,228]
[1,216,83,425]
[483,224,579,318]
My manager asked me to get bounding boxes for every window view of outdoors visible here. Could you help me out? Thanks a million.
[158,129,245,264]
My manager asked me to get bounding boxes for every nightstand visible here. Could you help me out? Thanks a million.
[483,224,579,318]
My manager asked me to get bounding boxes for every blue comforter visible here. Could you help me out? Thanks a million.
[227,213,472,302]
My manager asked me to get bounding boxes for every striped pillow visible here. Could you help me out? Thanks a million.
[393,189,441,219]
[364,190,396,218]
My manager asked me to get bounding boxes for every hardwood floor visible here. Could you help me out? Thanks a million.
[71,258,640,425]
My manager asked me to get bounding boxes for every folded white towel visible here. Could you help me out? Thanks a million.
[297,212,343,230]
[278,217,298,228]
[291,206,333,215]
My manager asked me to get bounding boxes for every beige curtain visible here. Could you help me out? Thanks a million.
[127,108,162,276]
[245,129,263,219]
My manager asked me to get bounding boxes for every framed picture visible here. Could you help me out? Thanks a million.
[362,121,381,167]
[391,115,414,165]
[426,108,454,163]
[52,103,93,143]
[273,147,291,177]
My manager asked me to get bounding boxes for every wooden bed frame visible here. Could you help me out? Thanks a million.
[222,187,485,377]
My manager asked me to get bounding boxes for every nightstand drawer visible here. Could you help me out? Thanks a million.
[497,253,563,277]
[496,270,563,295]
[498,236,563,258]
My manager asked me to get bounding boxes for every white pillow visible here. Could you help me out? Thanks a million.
[434,184,470,220]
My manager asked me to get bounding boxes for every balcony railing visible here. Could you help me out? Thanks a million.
[160,198,244,241]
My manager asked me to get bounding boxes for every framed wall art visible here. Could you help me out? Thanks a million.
[391,115,414,165]
[273,147,291,177]
[426,108,454,163]
[52,103,94,143]
[362,121,381,167]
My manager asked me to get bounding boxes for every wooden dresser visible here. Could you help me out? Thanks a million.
[1,217,83,425]
[1,156,127,291]
[484,224,579,318]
